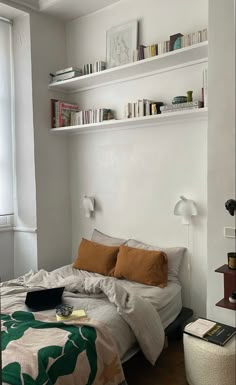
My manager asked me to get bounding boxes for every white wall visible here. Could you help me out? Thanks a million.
[12,13,38,277]
[0,230,14,281]
[29,12,72,271]
[207,0,235,326]
[66,0,208,316]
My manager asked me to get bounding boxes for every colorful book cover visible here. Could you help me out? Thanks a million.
[58,101,80,127]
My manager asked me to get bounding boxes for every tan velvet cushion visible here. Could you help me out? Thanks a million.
[73,238,119,276]
[114,245,168,287]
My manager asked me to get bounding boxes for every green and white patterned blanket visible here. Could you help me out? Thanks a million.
[1,310,127,385]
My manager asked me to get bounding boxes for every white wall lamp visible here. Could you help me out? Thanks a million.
[174,195,198,225]
[81,195,95,218]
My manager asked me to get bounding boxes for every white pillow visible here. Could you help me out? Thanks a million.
[91,229,127,247]
[126,239,186,282]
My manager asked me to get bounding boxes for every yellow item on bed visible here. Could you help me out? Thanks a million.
[56,309,87,322]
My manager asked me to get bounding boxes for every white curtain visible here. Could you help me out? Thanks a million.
[0,19,13,216]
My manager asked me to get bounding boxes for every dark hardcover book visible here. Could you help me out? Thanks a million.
[50,99,58,128]
[184,320,236,346]
[138,45,146,60]
[205,323,236,346]
[151,101,164,114]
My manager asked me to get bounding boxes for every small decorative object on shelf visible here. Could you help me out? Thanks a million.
[170,33,183,51]
[228,252,236,270]
[187,90,193,102]
[172,96,187,104]
[229,291,236,304]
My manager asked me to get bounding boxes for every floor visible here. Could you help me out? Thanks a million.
[123,338,188,385]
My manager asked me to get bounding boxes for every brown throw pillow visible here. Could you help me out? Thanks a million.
[114,245,168,287]
[73,238,119,276]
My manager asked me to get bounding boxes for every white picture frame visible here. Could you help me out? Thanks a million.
[106,20,138,69]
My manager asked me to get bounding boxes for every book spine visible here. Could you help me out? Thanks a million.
[151,44,156,57]
[161,106,201,113]
[203,68,208,107]
[55,101,59,127]
[50,99,57,128]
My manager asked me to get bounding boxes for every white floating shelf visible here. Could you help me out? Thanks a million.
[48,42,208,94]
[50,108,208,135]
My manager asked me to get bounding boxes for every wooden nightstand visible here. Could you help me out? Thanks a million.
[215,264,236,310]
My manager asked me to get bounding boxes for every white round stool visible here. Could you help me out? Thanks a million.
[183,333,236,385]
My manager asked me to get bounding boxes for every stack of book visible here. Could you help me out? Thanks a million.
[134,41,170,60]
[71,108,114,126]
[124,99,163,119]
[51,99,80,128]
[50,67,82,83]
[184,318,236,346]
[84,61,106,75]
[160,100,203,114]
[181,28,208,48]
[133,27,207,62]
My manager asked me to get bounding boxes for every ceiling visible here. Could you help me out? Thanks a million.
[39,0,120,21]
[0,0,120,21]
[0,2,25,18]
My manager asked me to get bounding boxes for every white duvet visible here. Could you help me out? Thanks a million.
[1,264,167,364]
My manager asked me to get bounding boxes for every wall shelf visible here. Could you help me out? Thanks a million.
[215,264,236,311]
[48,42,208,94]
[50,108,208,135]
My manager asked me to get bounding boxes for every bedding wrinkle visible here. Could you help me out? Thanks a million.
[1,265,167,364]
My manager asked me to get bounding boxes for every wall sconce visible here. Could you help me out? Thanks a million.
[81,195,95,218]
[174,195,198,225]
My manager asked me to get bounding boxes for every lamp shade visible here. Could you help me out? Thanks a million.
[174,196,198,225]
[81,195,95,218]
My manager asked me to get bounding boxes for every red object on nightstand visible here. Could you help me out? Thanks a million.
[215,265,236,310]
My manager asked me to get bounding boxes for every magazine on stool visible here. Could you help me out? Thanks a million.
[184,318,236,346]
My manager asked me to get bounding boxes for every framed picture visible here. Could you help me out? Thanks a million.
[106,20,138,68]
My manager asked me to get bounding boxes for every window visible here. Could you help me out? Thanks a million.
[0,18,13,218]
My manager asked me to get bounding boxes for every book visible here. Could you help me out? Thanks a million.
[160,101,203,112]
[52,70,82,82]
[202,68,208,107]
[184,318,216,338]
[53,101,79,127]
[161,106,202,113]
[55,66,82,76]
[50,98,58,128]
[56,309,87,322]
[205,323,236,346]
[184,319,236,346]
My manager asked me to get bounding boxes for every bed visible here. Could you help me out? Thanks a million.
[1,233,184,385]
